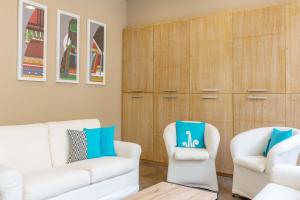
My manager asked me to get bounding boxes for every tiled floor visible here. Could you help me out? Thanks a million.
[139,161,247,200]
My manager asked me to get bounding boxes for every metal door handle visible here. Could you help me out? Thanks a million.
[247,89,268,92]
[247,96,267,100]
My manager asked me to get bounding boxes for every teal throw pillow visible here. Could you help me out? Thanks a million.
[176,121,205,148]
[263,128,293,156]
[100,126,116,156]
[83,128,102,159]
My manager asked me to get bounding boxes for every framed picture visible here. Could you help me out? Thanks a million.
[18,0,47,81]
[56,10,80,83]
[87,19,106,85]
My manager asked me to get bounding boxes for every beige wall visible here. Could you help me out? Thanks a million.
[127,0,287,26]
[0,0,126,139]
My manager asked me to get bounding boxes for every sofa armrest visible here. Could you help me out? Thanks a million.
[270,164,300,190]
[0,165,22,200]
[114,141,141,167]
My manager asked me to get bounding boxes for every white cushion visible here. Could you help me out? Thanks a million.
[23,168,90,200]
[254,183,300,200]
[0,124,51,173]
[234,156,266,173]
[66,157,135,183]
[174,147,209,161]
[47,119,100,167]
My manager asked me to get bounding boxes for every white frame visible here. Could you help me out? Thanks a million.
[17,0,47,82]
[56,10,80,84]
[86,19,106,85]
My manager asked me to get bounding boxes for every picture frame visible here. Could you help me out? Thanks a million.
[56,10,80,83]
[86,19,106,85]
[17,0,47,82]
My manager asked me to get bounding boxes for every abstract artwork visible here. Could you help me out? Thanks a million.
[56,10,80,83]
[18,0,47,81]
[87,20,106,85]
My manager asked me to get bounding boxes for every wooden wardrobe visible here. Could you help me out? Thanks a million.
[122,2,300,175]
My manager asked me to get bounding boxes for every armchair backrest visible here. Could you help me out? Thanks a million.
[231,127,300,160]
[163,121,220,159]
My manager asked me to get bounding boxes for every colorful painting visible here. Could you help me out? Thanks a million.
[56,10,80,83]
[87,20,106,85]
[18,0,47,81]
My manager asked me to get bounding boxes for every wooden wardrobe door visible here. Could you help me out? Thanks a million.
[154,21,190,93]
[190,13,232,93]
[233,6,285,93]
[286,94,300,128]
[122,93,153,160]
[233,35,285,93]
[123,26,153,92]
[190,94,233,174]
[233,94,286,134]
[233,6,284,38]
[154,94,189,163]
[286,3,300,93]
[190,41,232,93]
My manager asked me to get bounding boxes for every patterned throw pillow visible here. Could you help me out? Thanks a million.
[67,129,88,163]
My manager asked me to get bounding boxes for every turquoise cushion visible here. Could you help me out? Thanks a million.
[100,126,116,156]
[176,121,205,148]
[263,128,293,156]
[83,128,102,159]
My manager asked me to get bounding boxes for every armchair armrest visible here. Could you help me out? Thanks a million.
[204,124,220,159]
[267,132,300,173]
[270,164,300,190]
[231,128,271,160]
[0,165,22,200]
[163,123,177,158]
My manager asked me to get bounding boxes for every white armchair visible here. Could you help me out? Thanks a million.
[231,127,300,199]
[163,122,220,191]
[254,164,300,200]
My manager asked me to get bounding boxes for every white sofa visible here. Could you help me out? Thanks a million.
[254,164,300,200]
[163,122,220,192]
[0,119,141,200]
[231,127,300,199]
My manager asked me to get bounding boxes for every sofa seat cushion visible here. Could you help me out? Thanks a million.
[254,183,300,200]
[66,157,135,183]
[234,156,266,173]
[23,168,90,200]
[174,147,209,161]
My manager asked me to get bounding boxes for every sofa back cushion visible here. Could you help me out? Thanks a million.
[0,124,52,173]
[47,119,100,167]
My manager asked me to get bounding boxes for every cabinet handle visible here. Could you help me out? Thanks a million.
[201,96,218,99]
[201,89,219,92]
[247,89,268,92]
[163,90,177,93]
[131,96,143,99]
[163,96,177,99]
[247,96,267,100]
[131,90,143,93]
